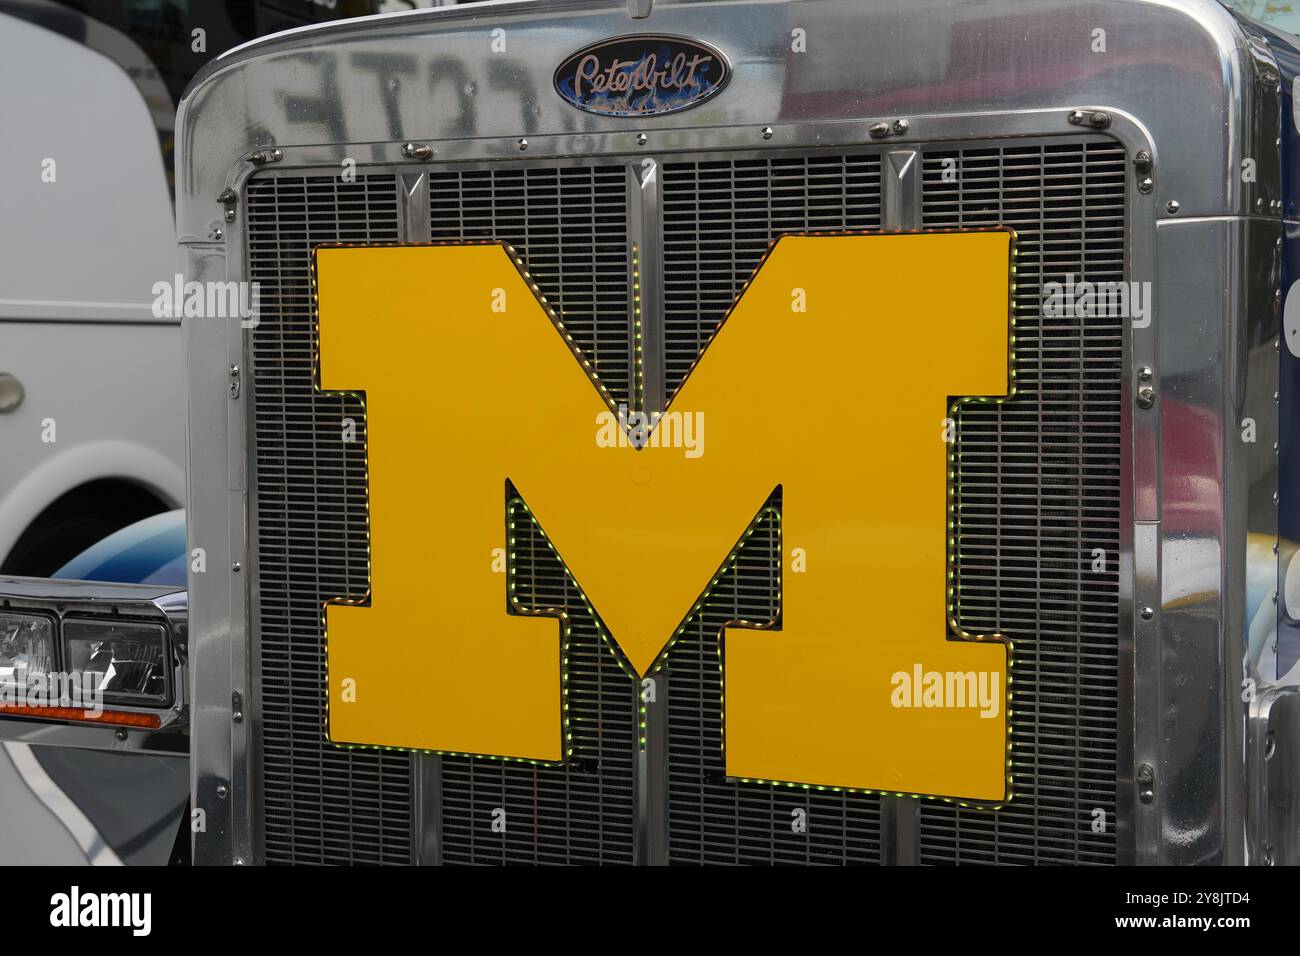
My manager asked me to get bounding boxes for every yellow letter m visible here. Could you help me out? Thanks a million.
[317,231,1013,804]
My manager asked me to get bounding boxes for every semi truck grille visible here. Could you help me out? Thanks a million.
[243,134,1125,865]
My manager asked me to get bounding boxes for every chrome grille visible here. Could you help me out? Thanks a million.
[243,135,1126,866]
[917,140,1125,865]
[245,173,413,865]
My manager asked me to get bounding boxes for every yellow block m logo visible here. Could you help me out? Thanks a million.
[317,232,1012,803]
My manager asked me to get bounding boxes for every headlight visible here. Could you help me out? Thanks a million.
[62,619,168,704]
[0,612,55,693]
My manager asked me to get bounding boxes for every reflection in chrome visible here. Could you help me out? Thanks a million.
[1,742,121,866]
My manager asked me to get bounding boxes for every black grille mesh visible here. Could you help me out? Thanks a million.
[245,173,413,865]
[430,165,633,407]
[661,153,882,398]
[917,141,1125,865]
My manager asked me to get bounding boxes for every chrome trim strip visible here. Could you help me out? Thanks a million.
[183,240,247,865]
[0,720,188,756]
[631,156,664,415]
[880,145,921,864]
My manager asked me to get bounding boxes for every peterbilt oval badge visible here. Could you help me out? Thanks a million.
[554,34,730,117]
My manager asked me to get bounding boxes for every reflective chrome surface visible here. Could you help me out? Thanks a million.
[178,0,1284,864]
[178,0,1275,241]
[1250,686,1300,865]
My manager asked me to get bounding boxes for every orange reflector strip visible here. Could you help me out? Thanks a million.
[0,705,161,728]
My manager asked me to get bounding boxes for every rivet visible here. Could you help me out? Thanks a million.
[1166,200,1180,215]
[1137,763,1155,804]
[1138,176,1154,194]
[232,562,242,573]
[401,142,433,160]
[868,122,889,139]
[1140,606,1154,621]
[216,783,229,799]
[636,133,647,146]
[517,138,529,151]
[890,118,910,135]
[1136,386,1155,409]
[761,126,773,140]
[1138,365,1153,383]
[115,728,128,741]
